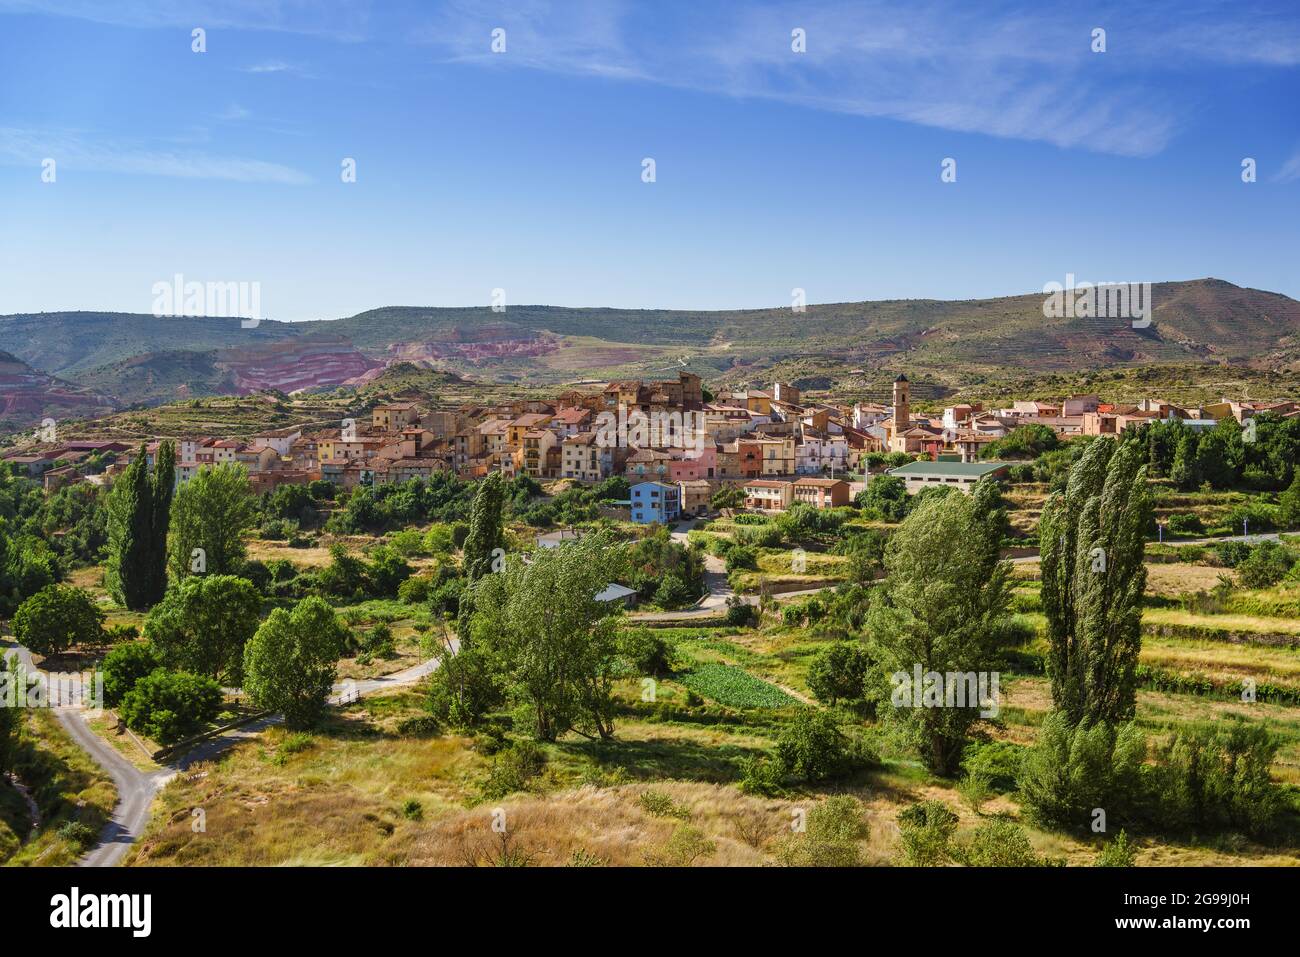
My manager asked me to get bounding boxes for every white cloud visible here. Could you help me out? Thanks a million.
[0,127,312,184]
[1275,148,1300,183]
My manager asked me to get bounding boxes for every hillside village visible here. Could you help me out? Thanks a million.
[6,369,1298,522]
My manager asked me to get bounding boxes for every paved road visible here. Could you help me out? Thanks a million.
[2,640,450,867]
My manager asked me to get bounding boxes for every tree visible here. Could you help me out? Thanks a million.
[100,640,164,706]
[242,596,347,729]
[468,535,620,741]
[1038,438,1153,727]
[1169,434,1199,491]
[146,440,175,602]
[866,489,1011,775]
[807,642,870,706]
[144,575,262,681]
[0,654,22,776]
[104,447,153,609]
[119,669,222,744]
[1278,469,1300,530]
[709,484,745,510]
[12,585,104,657]
[462,472,506,582]
[774,708,872,782]
[855,474,909,521]
[167,463,257,581]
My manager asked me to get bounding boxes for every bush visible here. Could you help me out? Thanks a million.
[732,523,785,549]
[957,769,993,814]
[738,755,785,796]
[1017,713,1145,830]
[774,795,866,867]
[1235,541,1295,589]
[961,740,1023,792]
[896,800,958,866]
[1095,829,1137,867]
[1213,540,1253,568]
[100,641,163,707]
[724,596,757,627]
[724,544,759,573]
[956,817,1054,866]
[1147,722,1286,838]
[775,708,876,783]
[619,628,676,677]
[57,820,98,850]
[479,740,548,800]
[806,642,870,706]
[119,669,222,744]
[637,789,691,820]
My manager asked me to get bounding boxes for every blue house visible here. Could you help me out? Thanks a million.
[630,481,681,524]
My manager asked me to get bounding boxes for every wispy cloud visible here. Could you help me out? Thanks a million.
[0,0,373,41]
[214,103,250,121]
[1275,148,1300,183]
[240,59,317,78]
[0,127,312,184]
[406,0,1298,158]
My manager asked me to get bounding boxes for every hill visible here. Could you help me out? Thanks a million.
[2,278,1297,427]
[0,351,115,433]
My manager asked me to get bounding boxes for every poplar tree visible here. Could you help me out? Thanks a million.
[105,446,153,610]
[1038,438,1153,727]
[147,439,176,603]
[462,471,506,582]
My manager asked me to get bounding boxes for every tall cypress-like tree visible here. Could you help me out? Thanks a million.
[1038,438,1153,727]
[462,472,506,582]
[105,446,154,610]
[147,440,176,603]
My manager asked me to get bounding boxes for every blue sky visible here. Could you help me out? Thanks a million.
[0,0,1297,321]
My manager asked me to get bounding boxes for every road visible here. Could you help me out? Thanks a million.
[2,640,450,867]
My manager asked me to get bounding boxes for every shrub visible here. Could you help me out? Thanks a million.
[619,628,676,677]
[896,800,958,866]
[1213,540,1253,568]
[396,714,441,737]
[774,795,867,867]
[642,824,715,867]
[637,788,691,820]
[724,544,759,572]
[724,596,757,627]
[738,755,785,796]
[1095,829,1136,867]
[119,669,222,744]
[100,641,163,706]
[806,642,871,706]
[401,798,424,821]
[775,708,876,783]
[479,740,547,800]
[57,821,98,850]
[1017,714,1145,830]
[961,740,1023,792]
[1147,722,1286,838]
[1235,541,1295,589]
[957,769,993,814]
[956,817,1054,867]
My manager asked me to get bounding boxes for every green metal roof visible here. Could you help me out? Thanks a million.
[887,460,1008,478]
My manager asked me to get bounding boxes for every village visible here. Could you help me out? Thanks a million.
[5,370,1297,524]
